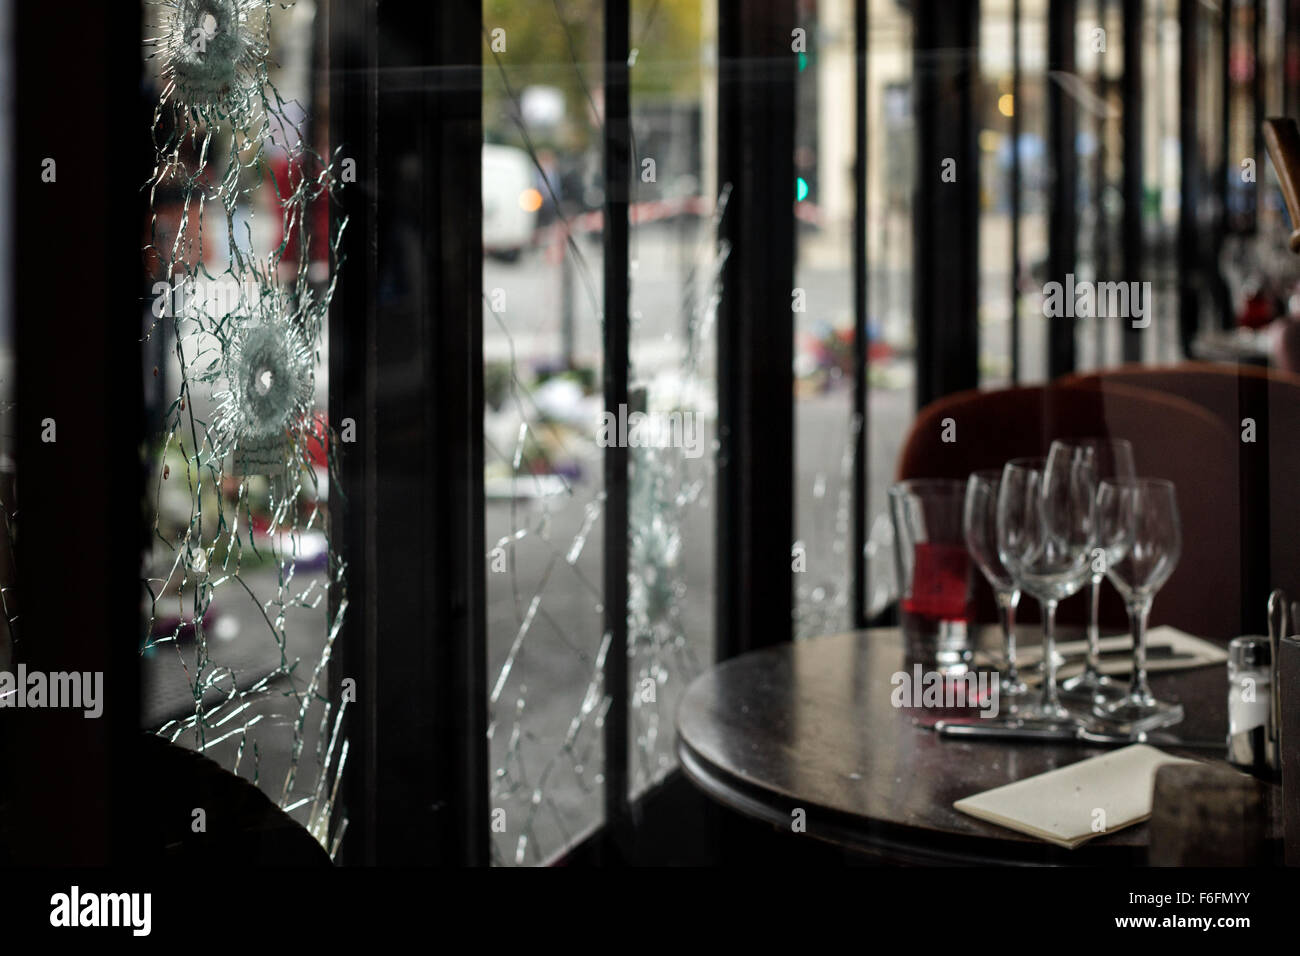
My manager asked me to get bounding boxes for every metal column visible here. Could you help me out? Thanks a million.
[329,0,488,866]
[913,0,981,405]
[716,0,797,658]
[852,0,870,628]
[1178,0,1200,356]
[1122,0,1144,362]
[602,0,632,833]
[1049,0,1080,377]
[7,0,145,866]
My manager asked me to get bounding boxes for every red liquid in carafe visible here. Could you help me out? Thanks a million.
[901,541,973,623]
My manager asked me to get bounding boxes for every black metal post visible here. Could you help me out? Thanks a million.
[1049,0,1079,378]
[329,0,377,867]
[1178,0,1200,356]
[1121,0,1144,362]
[603,0,632,835]
[1094,37,1109,369]
[7,0,145,864]
[329,0,488,866]
[913,0,980,406]
[716,0,797,658]
[1219,0,1234,329]
[1253,0,1264,234]
[1012,0,1023,385]
[852,0,869,629]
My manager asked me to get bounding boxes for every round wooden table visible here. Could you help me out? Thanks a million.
[676,627,1278,864]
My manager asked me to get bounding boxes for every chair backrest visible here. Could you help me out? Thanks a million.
[896,380,1238,641]
[1066,362,1300,632]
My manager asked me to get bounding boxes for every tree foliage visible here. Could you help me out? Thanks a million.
[483,0,703,150]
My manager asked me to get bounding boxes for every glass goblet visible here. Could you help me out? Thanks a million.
[1094,477,1184,734]
[964,470,1028,708]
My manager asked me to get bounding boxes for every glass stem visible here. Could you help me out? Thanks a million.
[1085,573,1103,677]
[997,589,1020,683]
[1127,597,1154,703]
[1041,598,1061,712]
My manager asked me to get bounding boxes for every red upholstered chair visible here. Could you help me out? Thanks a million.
[1065,362,1300,631]
[895,381,1238,642]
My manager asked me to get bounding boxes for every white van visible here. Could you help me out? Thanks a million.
[483,144,540,262]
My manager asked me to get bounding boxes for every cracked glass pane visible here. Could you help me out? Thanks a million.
[626,0,719,794]
[483,0,609,865]
[793,0,858,640]
[483,0,719,864]
[794,0,980,636]
[140,0,349,857]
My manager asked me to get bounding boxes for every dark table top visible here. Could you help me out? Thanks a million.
[675,627,1281,864]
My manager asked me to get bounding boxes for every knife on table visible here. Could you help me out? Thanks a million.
[933,718,1224,751]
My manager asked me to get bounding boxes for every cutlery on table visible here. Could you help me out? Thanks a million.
[933,717,1224,751]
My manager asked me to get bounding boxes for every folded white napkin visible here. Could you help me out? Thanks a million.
[953,744,1197,848]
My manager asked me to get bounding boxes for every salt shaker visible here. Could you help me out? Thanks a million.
[1227,636,1272,772]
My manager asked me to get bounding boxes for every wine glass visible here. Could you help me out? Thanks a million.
[997,451,1097,723]
[1094,478,1184,733]
[1049,439,1135,704]
[964,471,1028,707]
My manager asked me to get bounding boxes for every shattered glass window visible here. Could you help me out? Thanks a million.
[790,0,923,631]
[862,0,918,622]
[625,0,718,799]
[483,0,719,865]
[483,0,609,865]
[793,0,859,640]
[140,0,349,857]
